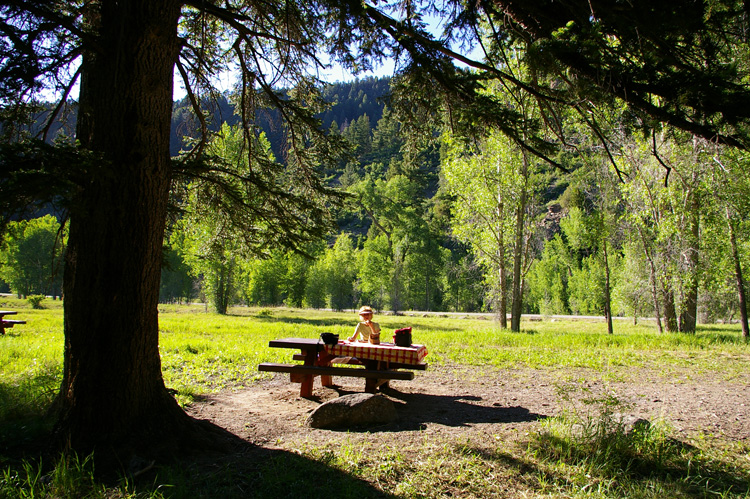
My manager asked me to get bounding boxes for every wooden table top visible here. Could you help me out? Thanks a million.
[268,337,328,351]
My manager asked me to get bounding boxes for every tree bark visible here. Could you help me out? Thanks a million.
[637,226,663,333]
[214,261,232,314]
[663,285,679,333]
[726,207,749,338]
[495,159,508,329]
[679,192,700,334]
[53,0,196,457]
[497,263,508,328]
[497,219,508,329]
[602,238,613,335]
[510,154,528,332]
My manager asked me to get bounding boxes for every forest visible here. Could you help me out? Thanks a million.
[141,65,750,337]
[3,73,750,338]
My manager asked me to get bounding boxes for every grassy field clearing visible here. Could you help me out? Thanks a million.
[1,296,749,498]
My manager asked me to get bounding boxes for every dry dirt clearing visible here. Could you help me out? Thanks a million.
[186,364,750,453]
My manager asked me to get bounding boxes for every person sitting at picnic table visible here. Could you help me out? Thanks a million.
[348,306,381,344]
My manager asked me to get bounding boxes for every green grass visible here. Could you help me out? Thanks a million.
[1,297,749,497]
[530,389,750,498]
[0,298,64,448]
[154,306,750,404]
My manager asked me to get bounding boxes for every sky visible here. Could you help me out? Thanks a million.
[47,10,470,103]
[170,11,462,99]
[172,54,398,101]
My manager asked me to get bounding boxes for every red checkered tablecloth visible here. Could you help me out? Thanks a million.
[327,341,427,364]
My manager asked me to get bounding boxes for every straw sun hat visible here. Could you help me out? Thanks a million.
[358,306,373,316]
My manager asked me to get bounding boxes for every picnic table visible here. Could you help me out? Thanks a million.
[258,337,428,397]
[0,310,25,335]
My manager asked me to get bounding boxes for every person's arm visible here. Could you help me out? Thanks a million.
[347,324,360,342]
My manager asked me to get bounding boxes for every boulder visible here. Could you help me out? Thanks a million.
[306,393,397,429]
[622,416,651,436]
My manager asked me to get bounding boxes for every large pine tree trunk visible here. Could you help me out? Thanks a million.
[53,0,193,456]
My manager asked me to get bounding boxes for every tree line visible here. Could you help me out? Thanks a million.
[4,74,748,339]
[159,82,749,338]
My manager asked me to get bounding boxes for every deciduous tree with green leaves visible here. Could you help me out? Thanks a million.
[705,147,750,337]
[621,132,713,333]
[352,174,436,312]
[0,215,64,298]
[442,127,544,331]
[173,124,297,313]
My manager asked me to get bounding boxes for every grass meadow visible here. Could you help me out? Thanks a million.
[1,295,749,498]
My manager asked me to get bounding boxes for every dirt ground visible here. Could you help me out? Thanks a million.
[185,364,750,453]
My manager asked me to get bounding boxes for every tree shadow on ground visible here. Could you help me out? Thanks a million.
[327,385,546,432]
[1,415,394,499]
[141,428,395,499]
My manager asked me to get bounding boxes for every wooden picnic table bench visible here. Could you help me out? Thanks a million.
[0,311,25,335]
[258,337,428,397]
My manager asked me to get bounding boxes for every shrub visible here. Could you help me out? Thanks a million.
[27,295,46,309]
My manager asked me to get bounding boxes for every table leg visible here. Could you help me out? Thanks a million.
[365,377,377,393]
[362,359,391,393]
[378,361,390,390]
[364,378,391,393]
[299,377,314,397]
[316,351,336,388]
[297,346,320,397]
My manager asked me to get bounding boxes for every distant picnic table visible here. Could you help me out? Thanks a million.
[259,337,428,397]
[0,310,25,335]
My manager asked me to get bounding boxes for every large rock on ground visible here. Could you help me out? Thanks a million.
[306,393,397,429]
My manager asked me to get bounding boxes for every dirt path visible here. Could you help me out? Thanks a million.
[185,365,750,453]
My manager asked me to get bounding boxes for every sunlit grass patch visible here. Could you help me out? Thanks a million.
[529,388,750,498]
[0,305,64,447]
[1,302,749,497]
[2,303,748,410]
[288,436,533,498]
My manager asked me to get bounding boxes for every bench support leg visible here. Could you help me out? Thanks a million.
[300,375,314,398]
[364,360,391,393]
[267,352,410,397]
[365,378,390,393]
[294,346,329,397]
[290,372,315,397]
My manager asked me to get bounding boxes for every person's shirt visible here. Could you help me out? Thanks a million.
[350,321,380,342]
